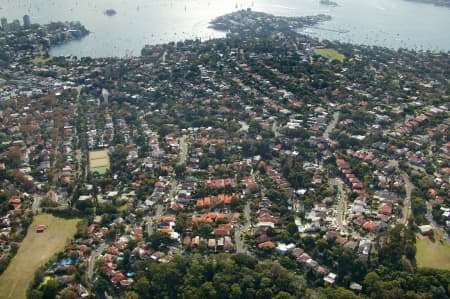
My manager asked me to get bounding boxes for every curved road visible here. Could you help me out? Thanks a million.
[324,111,347,232]
[388,160,413,225]
[88,243,108,283]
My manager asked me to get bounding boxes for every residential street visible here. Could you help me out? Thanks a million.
[235,202,251,254]
[387,160,413,225]
[178,135,188,166]
[146,204,164,235]
[330,177,347,233]
[272,121,280,138]
[88,243,108,283]
[323,111,340,141]
[400,171,413,225]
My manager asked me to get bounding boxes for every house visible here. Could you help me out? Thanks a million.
[106,246,120,255]
[191,236,200,246]
[314,265,328,275]
[359,240,371,262]
[224,237,234,251]
[344,241,358,251]
[379,202,393,215]
[256,221,275,228]
[36,225,46,233]
[306,259,319,268]
[208,239,216,248]
[258,241,276,249]
[255,234,271,244]
[74,284,89,298]
[363,221,381,232]
[111,272,126,284]
[0,227,11,237]
[213,228,230,236]
[151,251,165,261]
[291,247,304,258]
[298,253,310,263]
[120,279,134,287]
[8,196,21,204]
[183,235,191,247]
[276,243,295,255]
[324,273,337,284]
[324,231,347,245]
[418,224,433,235]
[350,282,363,292]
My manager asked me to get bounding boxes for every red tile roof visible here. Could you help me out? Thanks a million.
[258,241,276,249]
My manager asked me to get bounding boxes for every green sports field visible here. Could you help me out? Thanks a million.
[89,149,110,174]
[416,232,450,270]
[315,48,345,62]
[0,214,79,299]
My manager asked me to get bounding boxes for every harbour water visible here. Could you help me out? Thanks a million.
[0,0,449,57]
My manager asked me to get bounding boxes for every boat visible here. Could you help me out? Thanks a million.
[104,9,117,16]
[320,0,338,6]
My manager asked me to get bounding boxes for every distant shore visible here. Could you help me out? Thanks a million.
[403,0,450,8]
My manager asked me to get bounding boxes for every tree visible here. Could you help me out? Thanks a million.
[175,164,186,178]
[256,288,273,299]
[405,245,416,261]
[30,290,44,299]
[200,281,217,298]
[197,222,213,237]
[95,277,109,293]
[110,144,128,172]
[411,197,427,224]
[231,253,257,269]
[149,231,171,249]
[364,271,380,295]
[60,288,78,299]
[323,287,361,299]
[287,222,298,236]
[5,146,22,168]
[41,279,59,299]
[134,277,151,298]
[274,291,295,299]
[417,176,434,190]
[124,291,140,299]
[230,283,242,299]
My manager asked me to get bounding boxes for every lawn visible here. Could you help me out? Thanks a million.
[0,214,79,299]
[315,48,345,62]
[31,55,52,65]
[416,232,450,270]
[89,149,110,174]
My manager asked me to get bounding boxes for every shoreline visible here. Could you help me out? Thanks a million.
[49,10,449,60]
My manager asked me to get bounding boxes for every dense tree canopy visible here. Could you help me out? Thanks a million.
[124,254,310,299]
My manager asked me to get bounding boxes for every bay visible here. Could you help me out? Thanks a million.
[0,0,449,57]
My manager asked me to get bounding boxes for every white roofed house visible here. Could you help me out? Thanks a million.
[324,273,337,284]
